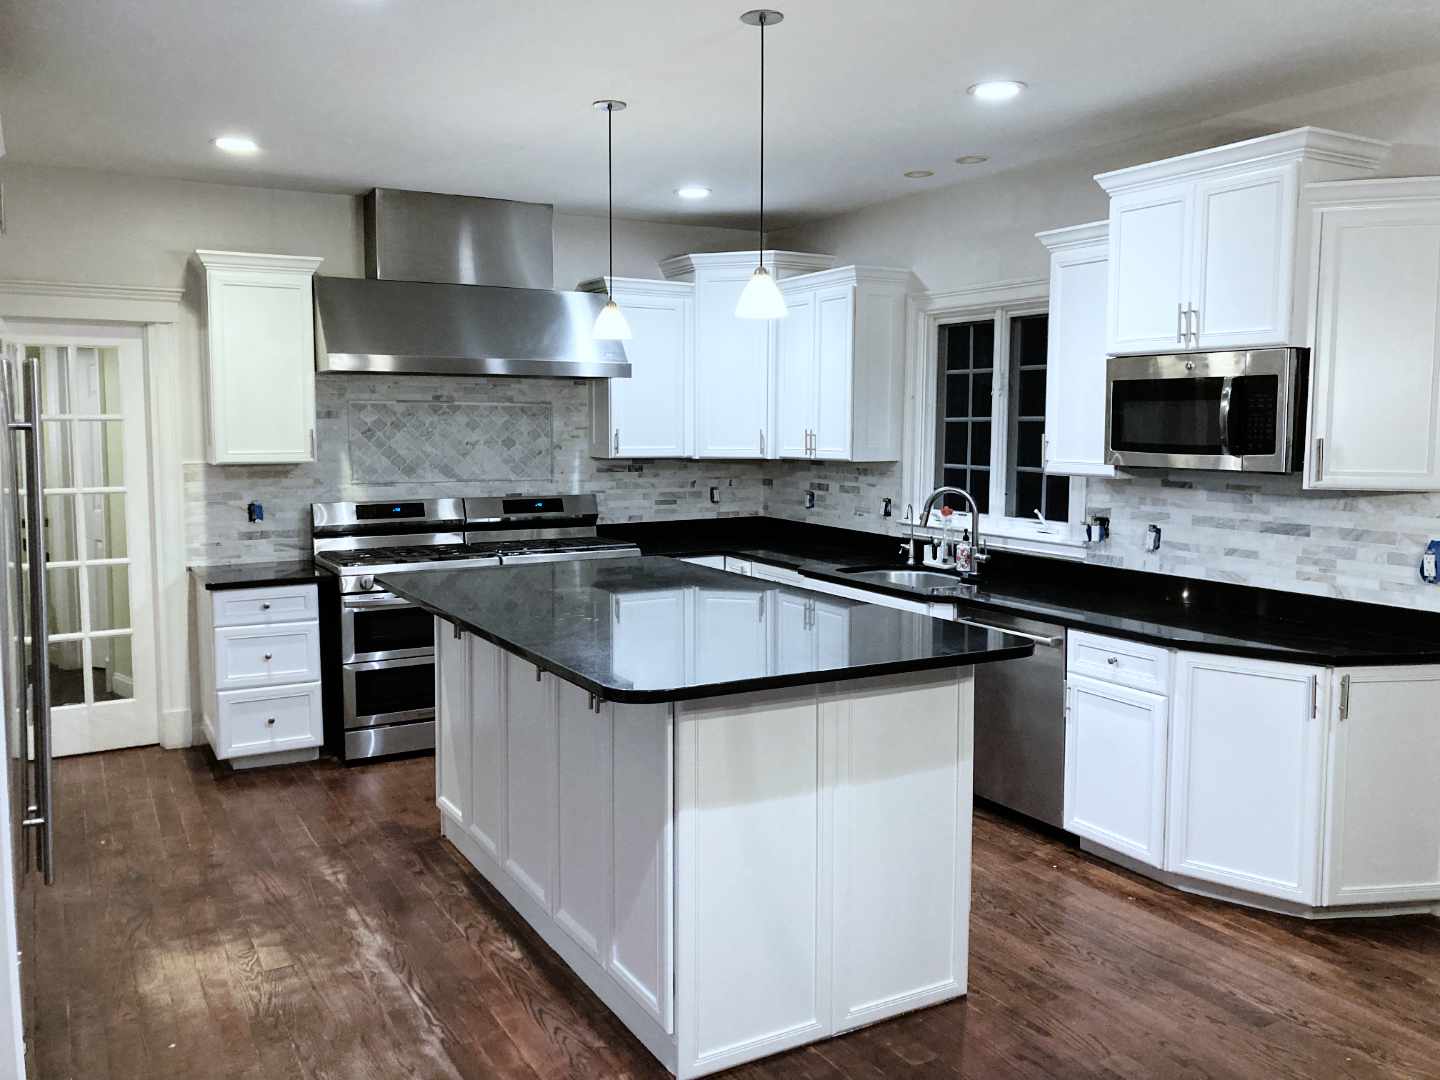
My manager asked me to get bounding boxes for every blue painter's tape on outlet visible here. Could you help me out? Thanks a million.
[247,502,264,524]
[1422,540,1440,584]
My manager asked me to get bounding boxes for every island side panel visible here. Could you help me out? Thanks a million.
[675,685,832,1078]
[829,667,974,1030]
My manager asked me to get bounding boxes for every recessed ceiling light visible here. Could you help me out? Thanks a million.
[904,170,935,179]
[212,134,260,155]
[967,80,1026,103]
[955,154,990,165]
[675,185,712,200]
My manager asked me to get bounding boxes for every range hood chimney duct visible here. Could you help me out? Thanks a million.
[314,188,630,378]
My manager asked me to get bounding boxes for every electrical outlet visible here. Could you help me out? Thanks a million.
[247,501,264,523]
[709,486,720,504]
[881,497,893,518]
[1422,540,1440,583]
[805,489,816,510]
[1145,524,1162,552]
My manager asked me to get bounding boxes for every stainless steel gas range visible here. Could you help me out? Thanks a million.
[311,494,638,761]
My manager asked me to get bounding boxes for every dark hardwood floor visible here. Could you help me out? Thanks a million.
[27,746,1440,1079]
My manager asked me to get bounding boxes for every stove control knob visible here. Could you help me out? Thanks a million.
[358,575,375,591]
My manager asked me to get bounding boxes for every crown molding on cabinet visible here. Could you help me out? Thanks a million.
[194,249,325,274]
[1037,220,1109,252]
[576,276,696,297]
[659,249,836,282]
[1304,175,1440,209]
[1095,127,1390,196]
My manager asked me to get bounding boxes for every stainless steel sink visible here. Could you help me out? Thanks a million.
[842,568,975,595]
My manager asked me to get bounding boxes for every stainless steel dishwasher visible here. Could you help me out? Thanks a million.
[953,607,1068,827]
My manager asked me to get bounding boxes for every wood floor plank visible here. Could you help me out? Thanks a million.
[26,747,1440,1080]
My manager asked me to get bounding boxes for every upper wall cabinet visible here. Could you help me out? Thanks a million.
[771,266,912,462]
[584,277,695,459]
[1096,128,1388,355]
[661,251,835,459]
[1036,221,1113,478]
[196,250,324,465]
[1305,178,1440,491]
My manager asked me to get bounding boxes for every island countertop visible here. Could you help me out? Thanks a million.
[379,556,1034,703]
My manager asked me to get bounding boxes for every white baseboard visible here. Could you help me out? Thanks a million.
[160,706,194,749]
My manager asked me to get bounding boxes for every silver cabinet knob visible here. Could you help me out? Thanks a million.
[263,652,273,661]
[1107,656,1119,665]
[266,717,276,726]
[261,601,271,610]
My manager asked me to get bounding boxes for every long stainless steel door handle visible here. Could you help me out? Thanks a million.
[955,615,1063,648]
[614,428,620,455]
[3,354,34,873]
[1177,303,1184,344]
[1314,436,1325,482]
[21,357,53,884]
[1218,377,1233,456]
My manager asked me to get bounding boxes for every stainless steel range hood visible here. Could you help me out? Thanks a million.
[315,189,629,378]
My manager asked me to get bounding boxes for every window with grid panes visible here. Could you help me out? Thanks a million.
[934,311,1069,524]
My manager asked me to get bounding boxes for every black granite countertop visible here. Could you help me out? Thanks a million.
[598,519,1440,667]
[189,561,332,591]
[378,557,1033,703]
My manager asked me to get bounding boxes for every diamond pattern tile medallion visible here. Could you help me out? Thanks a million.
[348,400,554,483]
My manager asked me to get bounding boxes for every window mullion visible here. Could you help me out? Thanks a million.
[990,305,1012,519]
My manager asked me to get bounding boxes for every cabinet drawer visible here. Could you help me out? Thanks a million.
[215,681,323,758]
[211,584,319,627]
[1068,631,1170,694]
[214,621,321,690]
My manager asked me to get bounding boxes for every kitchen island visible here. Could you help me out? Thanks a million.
[380,557,1033,1078]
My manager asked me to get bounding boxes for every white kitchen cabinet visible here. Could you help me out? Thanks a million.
[691,589,769,684]
[1064,673,1168,868]
[195,250,323,465]
[467,630,506,861]
[585,278,694,459]
[504,657,559,912]
[611,590,690,690]
[1036,221,1114,476]
[1321,667,1440,906]
[195,581,324,767]
[1167,652,1325,904]
[773,593,850,674]
[435,622,471,828]
[660,251,835,459]
[1305,178,1440,491]
[1096,128,1387,355]
[771,268,911,461]
[556,680,613,962]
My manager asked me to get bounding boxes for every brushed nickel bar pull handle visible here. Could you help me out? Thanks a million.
[614,428,620,455]
[1177,303,1184,344]
[3,352,34,873]
[1313,437,1325,483]
[22,357,54,884]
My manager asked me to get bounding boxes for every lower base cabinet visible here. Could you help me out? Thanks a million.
[1167,653,1326,904]
[1064,673,1168,868]
[434,619,975,1078]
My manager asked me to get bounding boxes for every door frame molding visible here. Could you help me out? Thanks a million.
[0,280,190,750]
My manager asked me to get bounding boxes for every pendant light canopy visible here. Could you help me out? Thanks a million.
[592,98,632,341]
[736,9,787,321]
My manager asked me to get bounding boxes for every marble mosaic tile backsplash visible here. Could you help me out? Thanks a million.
[185,373,769,565]
[188,375,1440,611]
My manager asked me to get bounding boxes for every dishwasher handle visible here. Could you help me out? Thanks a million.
[955,616,1064,649]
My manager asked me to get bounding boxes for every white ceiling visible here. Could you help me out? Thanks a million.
[1,0,1438,228]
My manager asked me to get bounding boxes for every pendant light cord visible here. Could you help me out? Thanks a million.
[758,13,766,269]
[607,105,615,300]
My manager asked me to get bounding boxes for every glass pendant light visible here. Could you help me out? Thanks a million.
[736,10,787,320]
[592,98,632,341]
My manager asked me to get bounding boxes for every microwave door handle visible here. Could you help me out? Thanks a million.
[1218,376,1234,458]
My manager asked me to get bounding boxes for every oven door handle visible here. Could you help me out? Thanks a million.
[343,593,414,609]
[1218,376,1234,458]
[345,654,436,674]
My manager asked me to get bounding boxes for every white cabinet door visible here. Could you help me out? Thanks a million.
[1307,199,1440,490]
[1192,165,1298,349]
[774,592,815,674]
[775,289,816,458]
[607,285,692,458]
[1322,667,1440,906]
[811,599,850,670]
[197,251,322,465]
[1108,185,1192,354]
[1167,653,1324,903]
[692,589,769,684]
[468,635,506,861]
[1063,674,1168,868]
[504,656,558,911]
[435,621,471,827]
[693,273,770,458]
[1042,230,1113,476]
[812,285,855,459]
[555,681,612,962]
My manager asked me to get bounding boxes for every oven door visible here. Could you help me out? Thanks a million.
[341,591,435,663]
[1106,349,1300,472]
[342,654,435,730]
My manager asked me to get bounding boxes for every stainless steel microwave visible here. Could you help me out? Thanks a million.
[1105,348,1308,472]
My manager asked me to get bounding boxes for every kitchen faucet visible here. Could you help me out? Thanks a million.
[901,486,989,574]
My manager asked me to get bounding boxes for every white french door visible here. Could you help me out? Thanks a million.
[9,329,157,757]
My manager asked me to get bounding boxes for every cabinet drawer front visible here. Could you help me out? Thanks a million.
[1068,631,1170,693]
[212,584,319,627]
[216,681,323,758]
[214,622,321,690]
